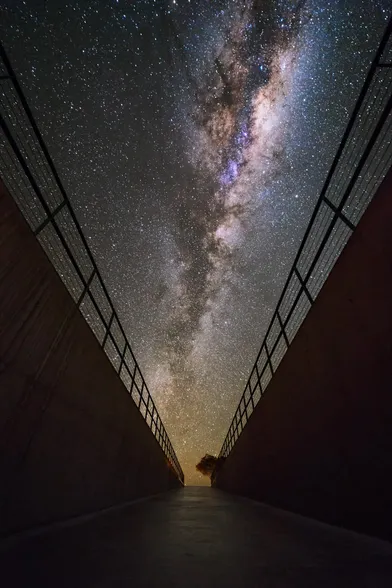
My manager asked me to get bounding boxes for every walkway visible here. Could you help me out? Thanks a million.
[1,488,392,587]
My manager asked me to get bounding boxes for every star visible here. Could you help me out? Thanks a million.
[1,0,389,485]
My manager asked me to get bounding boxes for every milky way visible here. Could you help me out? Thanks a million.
[1,0,390,483]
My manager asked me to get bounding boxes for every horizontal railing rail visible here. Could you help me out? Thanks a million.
[219,14,392,460]
[0,41,184,483]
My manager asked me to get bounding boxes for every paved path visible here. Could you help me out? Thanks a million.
[1,487,392,587]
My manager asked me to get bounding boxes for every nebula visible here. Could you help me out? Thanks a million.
[151,1,307,436]
[191,6,305,349]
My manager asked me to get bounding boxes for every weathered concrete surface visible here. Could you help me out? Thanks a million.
[214,168,392,541]
[0,181,181,537]
[1,487,392,587]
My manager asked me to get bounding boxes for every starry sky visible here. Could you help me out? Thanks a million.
[1,0,390,484]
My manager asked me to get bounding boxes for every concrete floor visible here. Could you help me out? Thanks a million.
[1,487,392,587]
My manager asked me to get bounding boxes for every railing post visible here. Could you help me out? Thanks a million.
[77,268,96,308]
[294,267,314,305]
[277,311,290,348]
[265,342,274,375]
[102,311,114,349]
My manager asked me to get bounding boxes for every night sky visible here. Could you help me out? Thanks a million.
[1,0,389,484]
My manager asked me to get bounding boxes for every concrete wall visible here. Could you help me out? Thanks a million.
[0,181,181,537]
[214,168,392,541]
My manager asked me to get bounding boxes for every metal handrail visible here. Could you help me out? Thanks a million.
[0,41,184,483]
[219,14,392,460]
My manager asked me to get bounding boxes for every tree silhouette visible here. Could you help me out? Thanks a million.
[196,454,226,479]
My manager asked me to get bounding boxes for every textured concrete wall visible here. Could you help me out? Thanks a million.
[214,168,392,541]
[0,181,181,537]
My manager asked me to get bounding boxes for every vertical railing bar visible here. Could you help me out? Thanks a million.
[102,311,115,349]
[138,381,144,409]
[118,340,127,374]
[255,361,263,395]
[33,199,66,235]
[322,196,356,230]
[294,267,314,305]
[129,363,137,397]
[277,311,290,349]
[76,268,96,308]
[265,342,274,375]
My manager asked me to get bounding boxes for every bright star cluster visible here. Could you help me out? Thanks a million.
[1,0,389,484]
